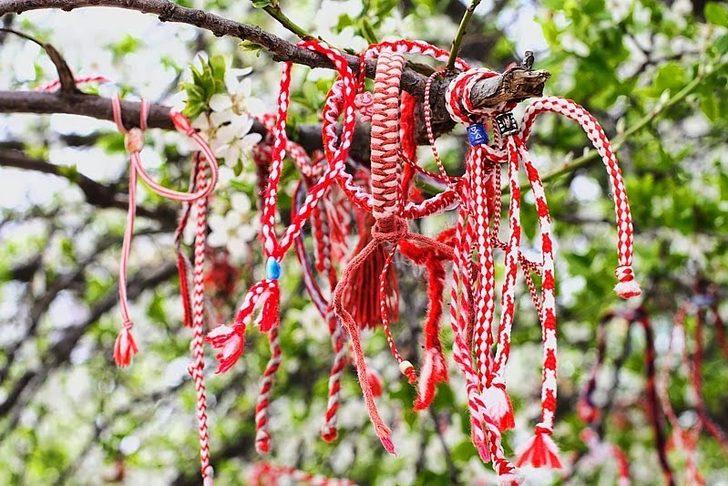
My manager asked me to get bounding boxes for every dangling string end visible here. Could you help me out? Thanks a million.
[614,265,641,299]
[202,466,214,486]
[113,320,139,367]
[482,382,515,431]
[413,348,447,410]
[515,425,562,469]
[206,324,245,374]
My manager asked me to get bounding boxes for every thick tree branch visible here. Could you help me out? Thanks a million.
[0,0,548,127]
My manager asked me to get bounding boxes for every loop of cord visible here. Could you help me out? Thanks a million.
[206,39,360,457]
[110,94,219,485]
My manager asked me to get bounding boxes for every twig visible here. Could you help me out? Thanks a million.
[257,1,312,40]
[445,0,482,71]
[0,27,78,93]
[0,262,177,420]
[0,148,176,221]
[429,408,461,484]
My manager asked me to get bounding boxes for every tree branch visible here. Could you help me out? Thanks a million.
[258,2,313,41]
[0,148,176,221]
[0,27,78,93]
[535,58,726,187]
[0,262,177,420]
[0,0,548,127]
[446,0,482,71]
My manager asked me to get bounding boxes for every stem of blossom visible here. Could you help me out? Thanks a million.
[260,3,314,41]
[446,0,482,72]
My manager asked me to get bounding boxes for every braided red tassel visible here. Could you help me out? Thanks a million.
[342,212,399,329]
[516,427,562,469]
[207,324,245,374]
[113,323,138,367]
[482,383,515,431]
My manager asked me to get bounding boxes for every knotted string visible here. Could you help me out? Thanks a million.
[206,40,359,456]
[111,94,218,485]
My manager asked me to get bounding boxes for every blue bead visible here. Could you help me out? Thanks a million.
[467,123,489,146]
[266,257,281,280]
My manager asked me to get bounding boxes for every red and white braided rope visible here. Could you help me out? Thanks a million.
[255,321,282,454]
[189,158,214,484]
[519,155,560,438]
[110,95,219,484]
[521,97,639,298]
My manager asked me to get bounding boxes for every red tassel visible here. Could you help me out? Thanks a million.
[206,324,245,373]
[176,252,194,328]
[482,383,515,431]
[577,398,600,424]
[342,212,399,329]
[113,325,138,367]
[516,428,562,469]
[258,284,280,332]
[414,347,447,410]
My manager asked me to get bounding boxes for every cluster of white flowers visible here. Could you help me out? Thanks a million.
[192,64,265,168]
[181,59,267,261]
[207,192,260,263]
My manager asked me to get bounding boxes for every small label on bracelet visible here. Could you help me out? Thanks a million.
[495,112,519,137]
[467,123,489,146]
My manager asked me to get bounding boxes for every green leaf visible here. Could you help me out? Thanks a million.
[705,2,728,27]
[653,61,687,92]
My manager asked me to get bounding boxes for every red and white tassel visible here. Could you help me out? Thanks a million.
[516,426,562,469]
[366,363,384,398]
[113,321,138,368]
[414,347,448,410]
[482,382,515,431]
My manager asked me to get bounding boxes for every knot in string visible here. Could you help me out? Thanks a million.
[445,68,502,125]
[170,110,196,136]
[372,216,408,242]
[124,128,145,153]
[112,94,149,134]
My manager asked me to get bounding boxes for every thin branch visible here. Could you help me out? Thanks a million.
[429,408,461,484]
[533,58,727,188]
[0,262,177,421]
[258,2,313,40]
[0,27,78,93]
[0,148,176,221]
[445,0,482,71]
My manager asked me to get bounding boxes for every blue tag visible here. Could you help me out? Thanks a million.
[266,257,281,280]
[467,123,489,146]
